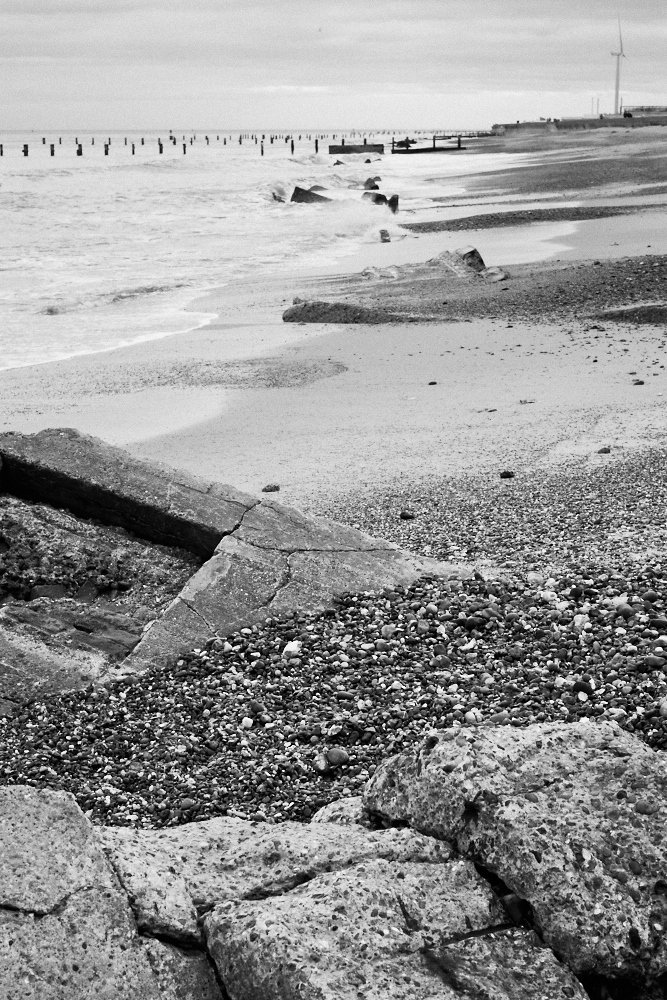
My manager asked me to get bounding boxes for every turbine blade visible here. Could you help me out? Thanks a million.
[618,16,624,55]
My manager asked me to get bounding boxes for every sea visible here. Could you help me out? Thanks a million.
[1,128,532,372]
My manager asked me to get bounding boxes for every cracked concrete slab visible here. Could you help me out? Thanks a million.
[129,539,290,667]
[0,428,258,558]
[364,718,667,983]
[0,786,116,915]
[426,926,588,999]
[269,547,455,619]
[0,427,469,683]
[101,815,452,944]
[232,496,386,552]
[0,886,164,1000]
[204,858,587,999]
[141,938,224,1000]
[0,786,228,1000]
[129,536,466,671]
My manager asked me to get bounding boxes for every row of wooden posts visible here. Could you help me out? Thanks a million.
[0,132,366,158]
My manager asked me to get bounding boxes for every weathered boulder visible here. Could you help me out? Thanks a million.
[141,939,223,1000]
[364,719,667,984]
[457,245,486,272]
[0,428,258,558]
[204,858,587,999]
[0,786,223,998]
[282,299,408,323]
[0,784,116,913]
[101,815,452,944]
[362,190,388,206]
[291,186,331,204]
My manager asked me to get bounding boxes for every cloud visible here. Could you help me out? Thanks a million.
[1,0,665,128]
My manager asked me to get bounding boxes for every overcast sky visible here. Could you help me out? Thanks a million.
[2,0,666,130]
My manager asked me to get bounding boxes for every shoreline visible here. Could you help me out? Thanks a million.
[1,127,666,506]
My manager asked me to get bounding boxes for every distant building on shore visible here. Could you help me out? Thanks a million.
[493,108,667,134]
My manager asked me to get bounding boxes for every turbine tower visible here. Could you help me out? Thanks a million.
[611,17,626,115]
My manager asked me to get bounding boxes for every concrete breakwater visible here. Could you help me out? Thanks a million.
[0,427,461,708]
[2,718,667,998]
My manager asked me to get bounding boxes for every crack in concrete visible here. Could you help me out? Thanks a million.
[0,884,98,920]
[233,538,399,555]
[178,597,219,635]
[265,553,294,609]
[439,921,517,945]
[217,499,262,542]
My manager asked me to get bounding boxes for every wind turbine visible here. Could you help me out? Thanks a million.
[611,17,626,115]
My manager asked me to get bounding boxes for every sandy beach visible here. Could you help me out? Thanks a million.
[1,127,666,509]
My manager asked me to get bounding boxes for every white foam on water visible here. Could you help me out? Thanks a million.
[0,130,534,369]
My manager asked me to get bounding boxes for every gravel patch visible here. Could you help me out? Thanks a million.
[1,449,667,830]
[313,450,667,574]
[0,496,199,612]
[400,204,658,234]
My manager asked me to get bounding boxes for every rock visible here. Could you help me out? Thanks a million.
[0,785,116,913]
[427,926,587,999]
[379,228,391,243]
[141,938,224,1000]
[598,446,612,454]
[363,177,380,190]
[291,186,331,204]
[499,470,515,479]
[0,886,164,1000]
[362,191,388,206]
[456,246,486,272]
[261,483,280,492]
[282,300,407,324]
[388,194,399,213]
[326,746,350,766]
[364,719,667,982]
[481,265,508,282]
[310,796,373,827]
[0,786,188,998]
[400,509,417,520]
[101,816,452,943]
[204,858,587,1000]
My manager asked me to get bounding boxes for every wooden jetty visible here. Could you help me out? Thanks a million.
[328,142,384,154]
[391,132,493,154]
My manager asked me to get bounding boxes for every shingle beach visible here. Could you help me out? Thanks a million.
[1,126,666,829]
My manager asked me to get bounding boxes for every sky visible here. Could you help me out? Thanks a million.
[2,0,666,131]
